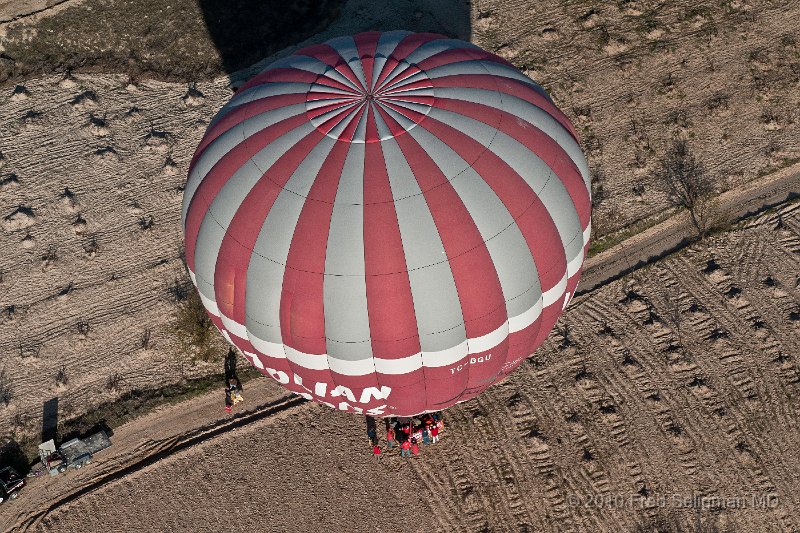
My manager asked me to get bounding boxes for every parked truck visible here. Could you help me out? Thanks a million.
[0,466,25,504]
[38,430,111,475]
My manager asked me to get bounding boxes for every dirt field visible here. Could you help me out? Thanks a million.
[2,0,800,531]
[2,200,798,532]
[0,73,235,441]
[469,0,800,239]
[2,0,799,236]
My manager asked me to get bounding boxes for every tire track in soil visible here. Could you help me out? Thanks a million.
[575,263,783,528]
[402,441,463,532]
[410,407,496,532]
[570,306,668,515]
[695,225,800,529]
[648,243,799,531]
[531,340,639,532]
[667,263,776,415]
[0,256,181,352]
[567,347,658,524]
[504,386,612,532]
[559,294,725,529]
[471,393,557,530]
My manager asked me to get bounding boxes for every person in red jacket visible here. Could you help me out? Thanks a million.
[411,437,420,456]
[373,445,382,456]
[386,427,396,448]
[430,424,440,443]
[400,439,411,458]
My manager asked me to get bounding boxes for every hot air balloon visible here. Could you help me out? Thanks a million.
[183,31,591,417]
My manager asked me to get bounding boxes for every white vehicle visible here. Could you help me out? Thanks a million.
[38,430,111,475]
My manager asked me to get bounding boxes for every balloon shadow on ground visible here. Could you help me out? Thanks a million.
[196,0,348,76]
[197,0,472,79]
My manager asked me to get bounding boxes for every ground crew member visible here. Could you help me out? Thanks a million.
[225,388,233,412]
[400,440,411,458]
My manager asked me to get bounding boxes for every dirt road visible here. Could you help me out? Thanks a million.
[0,378,303,531]
[579,163,800,293]
[1,379,438,533]
[0,0,74,23]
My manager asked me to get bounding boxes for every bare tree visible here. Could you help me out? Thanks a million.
[655,140,714,236]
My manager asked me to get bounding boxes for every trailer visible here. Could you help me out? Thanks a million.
[0,467,25,504]
[38,430,112,476]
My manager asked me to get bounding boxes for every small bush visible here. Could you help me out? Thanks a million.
[590,165,606,207]
[0,367,12,406]
[141,328,152,349]
[42,245,57,265]
[167,277,189,301]
[174,282,223,362]
[105,372,123,391]
[55,365,68,386]
[138,215,154,230]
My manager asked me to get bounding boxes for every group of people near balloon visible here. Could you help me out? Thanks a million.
[368,413,443,457]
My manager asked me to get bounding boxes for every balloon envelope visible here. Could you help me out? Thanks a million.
[183,31,591,417]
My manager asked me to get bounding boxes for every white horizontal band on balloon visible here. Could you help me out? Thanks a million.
[542,272,568,307]
[189,267,576,377]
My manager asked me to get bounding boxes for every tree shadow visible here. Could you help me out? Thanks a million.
[41,397,58,444]
[0,438,29,475]
[198,0,472,78]
[60,421,114,445]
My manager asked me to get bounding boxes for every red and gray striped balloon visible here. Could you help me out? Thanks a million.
[183,31,591,417]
